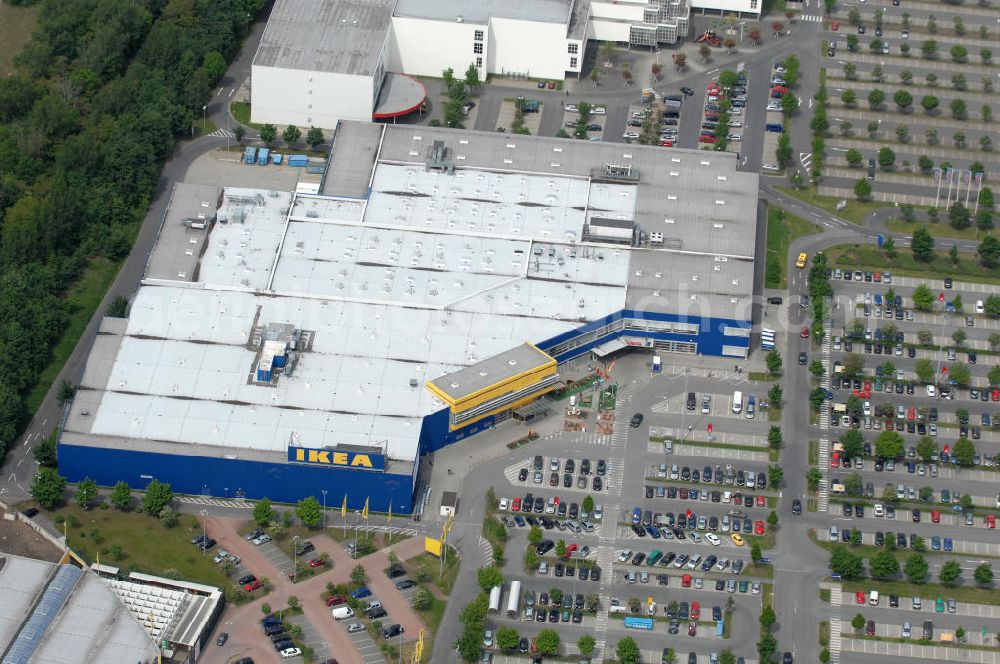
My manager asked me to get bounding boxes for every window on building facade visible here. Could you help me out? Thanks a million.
[474,43,483,54]
[570,57,578,68]
[568,43,578,54]
[474,30,484,41]
[475,57,483,68]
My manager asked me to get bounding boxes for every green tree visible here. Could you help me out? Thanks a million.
[806,467,823,491]
[582,495,595,515]
[844,62,857,79]
[877,146,896,170]
[33,431,58,467]
[868,88,886,109]
[916,437,937,462]
[578,634,596,657]
[282,124,301,146]
[870,550,900,580]
[776,132,792,166]
[766,350,782,373]
[830,545,865,579]
[974,563,994,587]
[306,126,324,149]
[615,636,640,664]
[950,98,967,119]
[253,497,275,527]
[768,464,784,488]
[751,541,763,564]
[953,329,967,346]
[921,95,939,114]
[841,429,864,459]
[979,236,1000,268]
[905,552,928,583]
[760,605,777,629]
[757,633,777,662]
[911,227,935,261]
[536,629,560,656]
[874,430,904,460]
[351,564,368,586]
[953,437,975,466]
[159,506,179,527]
[30,467,66,510]
[411,587,433,611]
[854,179,873,200]
[939,560,962,585]
[202,51,227,82]
[767,509,779,528]
[555,539,567,558]
[950,44,968,62]
[767,426,783,450]
[295,496,323,527]
[464,63,481,90]
[895,124,909,142]
[495,626,519,652]
[141,479,173,516]
[528,524,543,544]
[841,89,858,106]
[884,236,896,258]
[259,123,277,146]
[852,613,866,631]
[893,90,913,110]
[233,124,245,143]
[921,39,938,58]
[845,148,863,167]
[809,360,826,377]
[110,481,132,510]
[75,477,98,510]
[477,565,504,592]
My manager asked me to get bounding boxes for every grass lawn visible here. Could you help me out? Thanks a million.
[820,588,832,603]
[230,101,265,130]
[764,207,823,290]
[809,440,819,465]
[886,218,997,242]
[26,256,120,412]
[0,1,38,76]
[824,243,1000,285]
[777,186,887,226]
[52,504,234,592]
[404,552,459,595]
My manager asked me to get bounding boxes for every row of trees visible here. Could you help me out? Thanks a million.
[841,61,995,93]
[840,85,985,122]
[0,0,270,464]
[831,544,994,586]
[256,124,325,150]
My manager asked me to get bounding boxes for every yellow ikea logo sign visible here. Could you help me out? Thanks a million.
[288,447,385,471]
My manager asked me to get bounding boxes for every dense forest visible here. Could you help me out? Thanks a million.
[0,0,266,458]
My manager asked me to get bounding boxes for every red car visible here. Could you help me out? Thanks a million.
[992,389,1000,402]
[831,21,839,30]
[309,558,325,568]
[512,498,521,511]
[754,520,765,535]
[699,135,717,144]
[856,591,866,604]
[907,407,916,421]
[885,419,894,431]
[830,451,841,468]
[658,141,674,147]
[682,574,692,588]
[326,595,347,606]
[800,327,810,338]
[245,579,262,592]
[931,510,940,523]
[564,543,578,558]
[874,272,882,282]
[755,495,766,507]
[771,85,789,95]
[691,601,701,620]
[987,514,996,529]
[688,623,697,637]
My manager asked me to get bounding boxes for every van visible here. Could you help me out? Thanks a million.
[332,606,355,620]
[869,590,880,606]
[746,395,755,419]
[686,392,697,410]
[829,525,838,541]
[867,158,876,180]
[658,463,667,479]
[732,391,743,414]
[745,471,756,487]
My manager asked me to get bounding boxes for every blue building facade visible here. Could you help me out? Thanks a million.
[60,307,750,513]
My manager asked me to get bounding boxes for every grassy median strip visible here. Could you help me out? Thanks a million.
[825,243,1000,286]
[776,187,879,226]
[842,632,999,652]
[765,205,824,289]
[820,588,832,604]
[842,579,1000,608]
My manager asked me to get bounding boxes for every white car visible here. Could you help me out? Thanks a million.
[483,629,494,647]
[863,401,872,416]
[280,648,302,659]
[592,107,607,115]
[253,534,271,546]
[767,102,782,111]
[622,132,640,140]
[689,532,702,543]
[728,120,742,128]
[976,300,985,314]
[565,104,579,113]
[347,622,365,633]
[926,385,936,397]
[213,549,230,564]
[726,134,741,141]
[705,533,721,546]
[873,503,884,517]
[617,549,633,562]
[498,497,509,511]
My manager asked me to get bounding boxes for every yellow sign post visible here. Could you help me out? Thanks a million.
[424,537,442,557]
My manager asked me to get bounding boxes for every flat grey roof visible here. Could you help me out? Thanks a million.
[430,343,552,402]
[324,121,383,197]
[393,0,572,24]
[254,0,393,76]
[145,184,221,282]
[625,249,755,319]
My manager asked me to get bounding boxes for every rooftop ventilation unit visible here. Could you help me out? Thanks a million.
[425,140,454,174]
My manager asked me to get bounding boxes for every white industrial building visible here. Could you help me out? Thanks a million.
[252,0,711,128]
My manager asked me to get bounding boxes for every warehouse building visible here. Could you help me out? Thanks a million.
[250,0,696,127]
[61,123,758,513]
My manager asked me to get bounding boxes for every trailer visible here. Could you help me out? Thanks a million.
[244,146,257,164]
[761,328,775,350]
[287,154,309,167]
[257,148,270,165]
[271,153,283,165]
[488,585,502,614]
[506,580,521,618]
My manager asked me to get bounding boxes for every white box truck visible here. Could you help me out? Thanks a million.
[732,391,743,414]
[332,606,355,620]
[488,585,502,614]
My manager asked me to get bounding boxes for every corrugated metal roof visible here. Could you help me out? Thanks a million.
[393,0,572,25]
[3,564,83,664]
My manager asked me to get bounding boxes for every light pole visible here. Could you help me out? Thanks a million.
[322,490,328,529]
[353,510,360,558]
[202,105,207,133]
[292,535,300,581]
[199,510,208,555]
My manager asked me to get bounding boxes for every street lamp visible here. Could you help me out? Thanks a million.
[292,535,300,580]
[322,490,328,529]
[202,104,207,133]
[199,510,208,555]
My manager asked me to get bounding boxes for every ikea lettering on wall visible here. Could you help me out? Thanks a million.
[288,447,386,471]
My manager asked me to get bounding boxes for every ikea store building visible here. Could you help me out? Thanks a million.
[59,122,759,514]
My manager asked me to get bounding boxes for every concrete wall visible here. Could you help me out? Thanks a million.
[251,66,374,127]
[57,444,417,514]
[590,0,646,21]
[589,20,633,43]
[489,18,576,78]
[690,0,761,15]
[389,16,485,79]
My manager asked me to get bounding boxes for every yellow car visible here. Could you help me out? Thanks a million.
[795,252,808,269]
[731,533,745,547]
